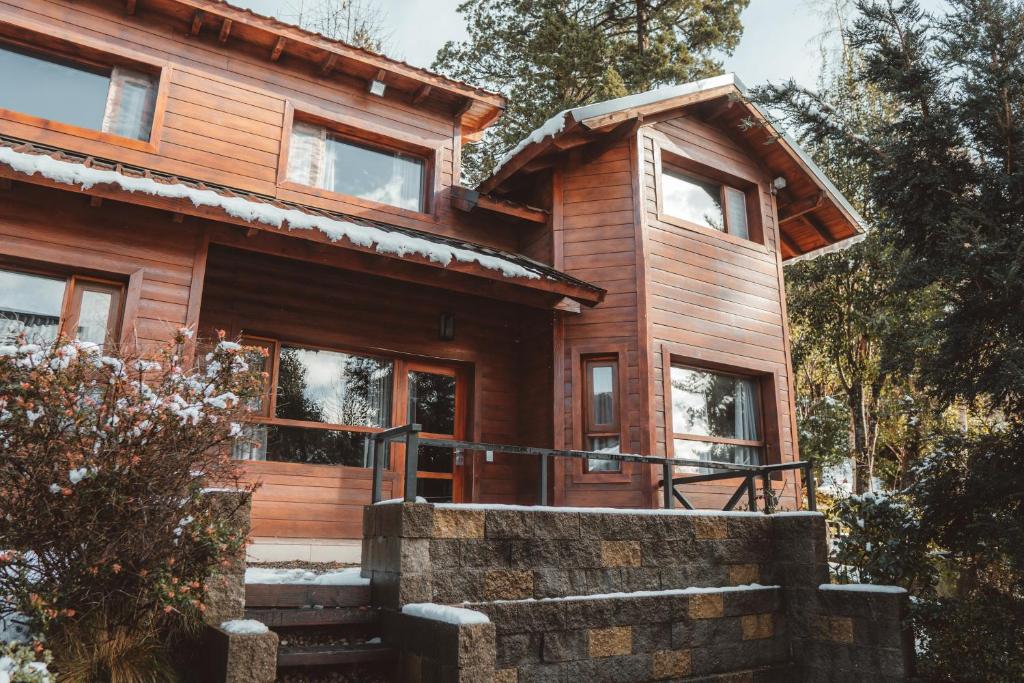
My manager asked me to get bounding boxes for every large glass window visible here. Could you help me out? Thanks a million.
[582,357,621,473]
[669,366,763,472]
[0,268,122,348]
[287,121,426,212]
[662,167,750,240]
[0,43,157,141]
[408,369,458,503]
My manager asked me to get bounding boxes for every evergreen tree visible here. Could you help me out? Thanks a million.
[433,0,749,184]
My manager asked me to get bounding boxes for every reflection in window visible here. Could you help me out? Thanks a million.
[275,346,393,427]
[417,444,455,473]
[72,282,121,349]
[670,366,762,470]
[662,167,750,240]
[583,358,621,473]
[0,269,65,345]
[0,44,157,141]
[287,121,425,211]
[407,371,456,435]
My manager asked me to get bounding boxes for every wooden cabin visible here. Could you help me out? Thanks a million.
[0,0,864,561]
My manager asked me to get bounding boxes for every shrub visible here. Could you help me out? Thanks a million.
[0,331,263,680]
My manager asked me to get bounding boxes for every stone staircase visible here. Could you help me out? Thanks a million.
[243,580,394,680]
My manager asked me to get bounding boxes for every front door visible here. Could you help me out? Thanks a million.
[404,361,466,503]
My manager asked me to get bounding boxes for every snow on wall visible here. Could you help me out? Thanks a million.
[220,618,269,635]
[479,583,778,606]
[819,583,908,595]
[0,146,540,281]
[402,603,491,625]
[433,502,772,517]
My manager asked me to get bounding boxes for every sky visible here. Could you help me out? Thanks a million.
[232,0,948,91]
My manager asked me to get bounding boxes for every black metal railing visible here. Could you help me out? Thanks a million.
[370,423,815,513]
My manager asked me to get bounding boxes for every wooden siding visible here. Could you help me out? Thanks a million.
[198,244,548,539]
[0,0,519,253]
[642,116,800,510]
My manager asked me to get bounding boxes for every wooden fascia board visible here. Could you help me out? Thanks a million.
[0,164,601,307]
[478,113,579,194]
[449,186,547,224]
[165,0,505,112]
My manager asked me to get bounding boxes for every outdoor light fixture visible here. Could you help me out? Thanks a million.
[368,79,387,97]
[772,176,788,191]
[439,312,455,341]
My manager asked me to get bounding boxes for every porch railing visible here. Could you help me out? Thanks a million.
[370,423,815,513]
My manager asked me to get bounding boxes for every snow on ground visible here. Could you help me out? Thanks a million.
[402,603,490,625]
[244,566,369,586]
[0,612,31,643]
[478,584,778,605]
[819,583,907,594]
[0,147,541,281]
[220,619,269,635]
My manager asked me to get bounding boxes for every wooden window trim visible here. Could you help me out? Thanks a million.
[660,344,785,478]
[0,24,170,153]
[278,102,440,218]
[570,344,631,484]
[0,262,126,347]
[653,140,767,251]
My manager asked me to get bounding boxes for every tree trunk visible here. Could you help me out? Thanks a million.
[848,382,871,493]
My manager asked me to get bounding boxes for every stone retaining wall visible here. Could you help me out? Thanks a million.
[382,610,496,683]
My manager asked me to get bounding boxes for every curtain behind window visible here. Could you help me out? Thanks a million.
[102,67,156,141]
[734,377,759,465]
[287,121,326,187]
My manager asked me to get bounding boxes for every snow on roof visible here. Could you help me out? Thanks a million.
[244,566,369,586]
[819,583,908,595]
[402,603,491,625]
[0,145,547,282]
[486,73,868,236]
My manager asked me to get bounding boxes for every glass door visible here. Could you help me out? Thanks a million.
[405,362,464,503]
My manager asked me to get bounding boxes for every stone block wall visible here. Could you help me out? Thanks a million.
[362,504,791,607]
[470,586,793,682]
[382,611,496,683]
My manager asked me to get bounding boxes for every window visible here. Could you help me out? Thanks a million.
[287,121,426,212]
[233,343,394,466]
[0,267,122,348]
[0,42,157,141]
[669,366,763,472]
[582,357,621,473]
[662,167,750,240]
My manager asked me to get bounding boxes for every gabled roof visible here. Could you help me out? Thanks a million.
[0,136,604,308]
[479,74,866,261]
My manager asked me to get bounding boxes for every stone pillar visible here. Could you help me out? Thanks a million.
[201,489,252,626]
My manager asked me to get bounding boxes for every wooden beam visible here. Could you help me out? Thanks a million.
[778,191,825,224]
[449,186,548,224]
[218,18,233,44]
[701,96,735,122]
[172,213,184,223]
[89,196,103,208]
[270,36,287,62]
[189,10,204,37]
[579,118,642,164]
[554,297,581,314]
[319,53,338,76]
[124,0,137,15]
[412,84,432,105]
[375,69,386,82]
[779,229,801,256]
[802,213,837,245]
[0,178,11,191]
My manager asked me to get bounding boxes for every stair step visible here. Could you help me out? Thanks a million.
[245,583,371,608]
[277,643,394,668]
[244,606,378,628]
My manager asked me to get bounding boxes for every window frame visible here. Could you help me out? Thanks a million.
[570,345,631,483]
[0,263,125,348]
[0,24,169,153]
[660,344,786,477]
[278,103,439,217]
[653,140,766,249]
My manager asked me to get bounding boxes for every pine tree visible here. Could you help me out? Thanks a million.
[433,0,749,184]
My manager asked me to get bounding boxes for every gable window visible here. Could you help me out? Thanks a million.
[0,42,158,142]
[669,366,763,472]
[0,266,123,349]
[662,168,750,240]
[287,121,426,212]
[582,356,622,473]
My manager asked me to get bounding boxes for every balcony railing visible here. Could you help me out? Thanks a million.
[370,424,816,513]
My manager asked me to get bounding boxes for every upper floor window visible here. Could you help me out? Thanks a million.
[663,167,750,240]
[286,121,426,212]
[669,366,763,471]
[0,42,157,142]
[582,356,622,473]
[0,266,123,349]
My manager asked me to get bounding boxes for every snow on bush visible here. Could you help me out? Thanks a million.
[0,330,264,677]
[0,641,52,683]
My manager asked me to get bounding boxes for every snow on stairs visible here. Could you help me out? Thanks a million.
[244,568,394,680]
